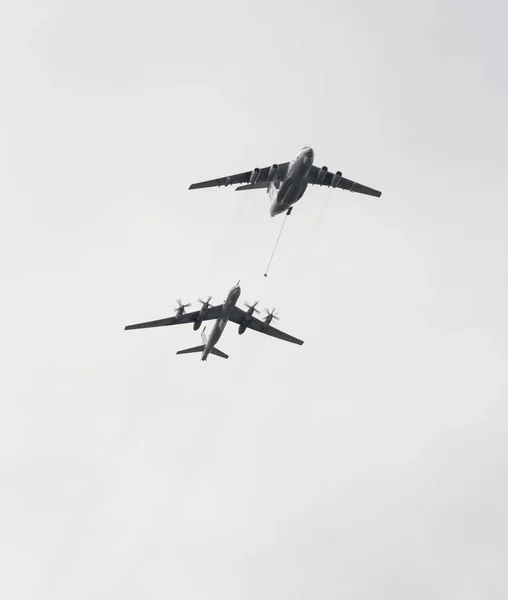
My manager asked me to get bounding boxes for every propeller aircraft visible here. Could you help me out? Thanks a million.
[125,282,303,361]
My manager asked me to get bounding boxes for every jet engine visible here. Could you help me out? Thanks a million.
[267,164,279,182]
[250,168,260,184]
[316,166,328,183]
[331,171,342,187]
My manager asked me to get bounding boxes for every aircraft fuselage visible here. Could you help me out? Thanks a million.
[201,284,241,360]
[269,147,314,216]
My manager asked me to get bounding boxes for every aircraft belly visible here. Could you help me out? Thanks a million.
[211,317,227,345]
[288,158,307,180]
[278,180,300,206]
[207,322,220,349]
[297,180,308,200]
[270,162,310,215]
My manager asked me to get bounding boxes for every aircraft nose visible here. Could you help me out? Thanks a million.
[303,147,314,165]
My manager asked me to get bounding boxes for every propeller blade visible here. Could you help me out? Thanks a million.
[265,308,279,321]
[174,299,191,313]
[244,301,260,313]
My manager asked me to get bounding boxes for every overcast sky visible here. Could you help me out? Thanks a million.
[2,0,508,598]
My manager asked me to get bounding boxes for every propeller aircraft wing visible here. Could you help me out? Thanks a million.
[229,307,303,345]
[125,305,222,330]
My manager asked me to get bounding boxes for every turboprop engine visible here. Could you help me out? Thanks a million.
[174,299,191,321]
[193,296,212,330]
[238,301,260,334]
[263,308,279,327]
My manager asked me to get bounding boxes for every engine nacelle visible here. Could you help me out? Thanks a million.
[267,164,279,182]
[331,171,342,187]
[250,168,260,184]
[238,323,246,335]
[193,316,203,331]
[316,166,328,183]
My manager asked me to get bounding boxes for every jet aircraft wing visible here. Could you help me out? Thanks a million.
[125,305,222,330]
[308,165,382,197]
[229,307,304,345]
[189,163,289,190]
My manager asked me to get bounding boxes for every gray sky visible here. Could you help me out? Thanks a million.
[2,0,508,598]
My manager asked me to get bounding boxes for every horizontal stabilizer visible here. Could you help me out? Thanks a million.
[176,345,205,356]
[210,347,229,359]
[235,182,269,192]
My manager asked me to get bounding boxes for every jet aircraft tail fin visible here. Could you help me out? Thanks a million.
[176,345,205,356]
[210,347,229,359]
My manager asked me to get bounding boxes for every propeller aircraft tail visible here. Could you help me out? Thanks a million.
[209,347,229,359]
[177,328,229,360]
[176,345,205,356]
[175,344,228,359]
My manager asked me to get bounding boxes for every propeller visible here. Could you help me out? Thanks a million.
[198,296,212,307]
[264,308,279,323]
[174,299,191,316]
[244,301,260,315]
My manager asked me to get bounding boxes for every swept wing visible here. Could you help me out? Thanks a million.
[125,305,222,330]
[189,163,289,190]
[229,307,304,345]
[308,165,382,197]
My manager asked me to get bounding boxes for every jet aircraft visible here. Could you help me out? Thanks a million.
[124,282,303,360]
[189,146,382,217]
